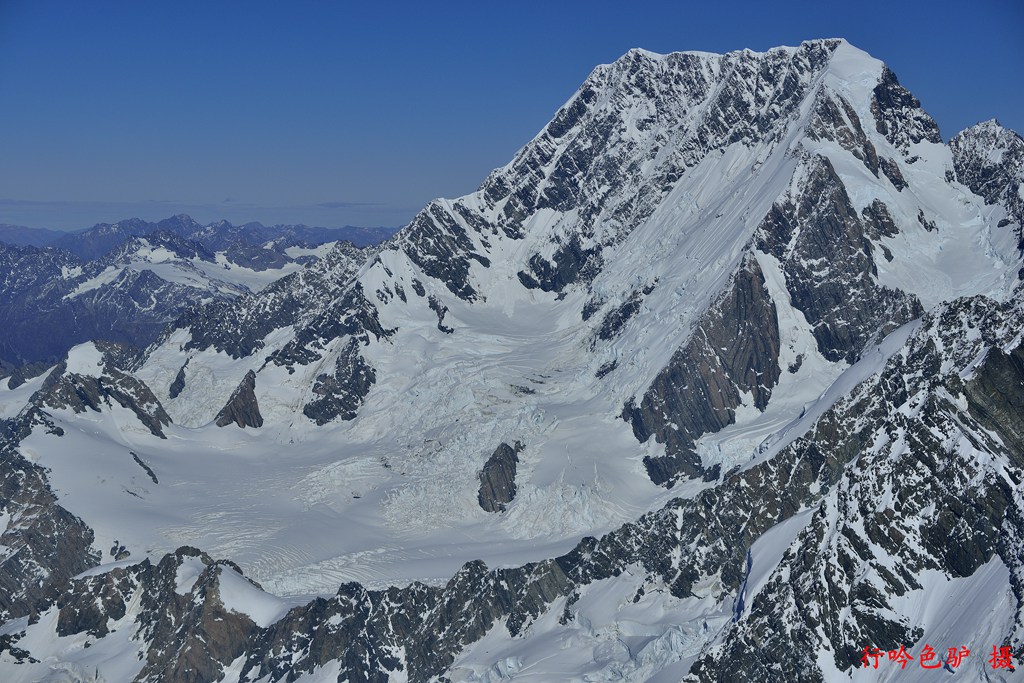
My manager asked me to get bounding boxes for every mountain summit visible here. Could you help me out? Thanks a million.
[1,39,1022,682]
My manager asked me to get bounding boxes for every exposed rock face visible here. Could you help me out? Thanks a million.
[687,295,1024,681]
[132,451,159,485]
[623,255,781,485]
[963,344,1024,460]
[168,361,187,399]
[478,442,523,512]
[215,370,263,429]
[951,119,1024,250]
[870,65,943,154]
[0,452,99,624]
[428,294,455,334]
[179,241,371,359]
[134,553,264,682]
[0,361,49,390]
[755,155,922,363]
[303,339,377,425]
[38,354,172,438]
[807,90,881,177]
[47,547,264,683]
[269,283,394,368]
[0,411,99,622]
[401,202,492,301]
[595,283,655,343]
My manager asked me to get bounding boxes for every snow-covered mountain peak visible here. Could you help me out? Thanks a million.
[950,118,1024,182]
[393,41,847,302]
[955,118,1019,146]
[951,116,1024,249]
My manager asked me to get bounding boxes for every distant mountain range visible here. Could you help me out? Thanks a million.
[0,223,66,247]
[0,215,397,368]
[0,215,398,257]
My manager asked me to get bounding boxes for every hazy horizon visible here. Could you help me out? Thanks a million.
[2,0,1021,231]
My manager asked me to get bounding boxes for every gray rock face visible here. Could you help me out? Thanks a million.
[686,295,1024,681]
[0,405,100,624]
[168,361,187,399]
[38,353,172,438]
[179,241,371,359]
[0,361,49,390]
[594,283,655,343]
[478,442,523,512]
[963,344,1024,462]
[755,155,922,363]
[951,119,1024,252]
[132,452,159,485]
[269,282,394,368]
[870,65,942,154]
[428,295,454,334]
[807,90,881,177]
[215,370,263,429]
[400,202,491,301]
[0,442,99,624]
[623,255,781,485]
[303,339,377,425]
[46,547,264,683]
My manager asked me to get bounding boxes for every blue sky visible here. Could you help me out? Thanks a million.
[1,0,1021,231]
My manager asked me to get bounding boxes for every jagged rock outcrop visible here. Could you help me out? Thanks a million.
[215,370,263,428]
[623,255,781,485]
[594,283,655,343]
[168,361,187,399]
[687,294,1024,680]
[43,547,266,682]
[870,65,943,154]
[37,347,171,438]
[428,294,454,334]
[951,119,1024,251]
[303,339,377,425]
[0,448,99,624]
[755,155,922,363]
[0,361,49,390]
[478,441,523,512]
[0,410,99,622]
[963,343,1024,460]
